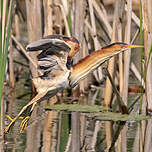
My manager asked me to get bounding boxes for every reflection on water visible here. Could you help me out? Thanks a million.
[4,107,151,152]
[3,78,151,152]
[2,61,150,152]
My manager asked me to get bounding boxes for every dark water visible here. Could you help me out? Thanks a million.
[2,76,150,152]
[3,108,151,152]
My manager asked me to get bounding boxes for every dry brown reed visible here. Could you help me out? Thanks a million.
[2,0,152,151]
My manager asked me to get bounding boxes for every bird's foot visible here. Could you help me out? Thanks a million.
[19,116,30,133]
[4,115,19,134]
[4,115,30,133]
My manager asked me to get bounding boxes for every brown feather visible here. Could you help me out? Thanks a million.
[70,43,143,87]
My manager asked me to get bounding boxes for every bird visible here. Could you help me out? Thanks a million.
[4,34,143,133]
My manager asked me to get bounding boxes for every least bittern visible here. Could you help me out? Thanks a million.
[4,34,142,133]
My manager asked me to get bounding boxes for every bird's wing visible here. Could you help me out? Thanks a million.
[26,34,80,61]
[26,35,72,79]
[26,36,70,52]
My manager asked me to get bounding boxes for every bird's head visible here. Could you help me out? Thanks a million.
[103,42,143,53]
[62,36,80,60]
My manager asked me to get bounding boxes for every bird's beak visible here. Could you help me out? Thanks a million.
[123,44,144,49]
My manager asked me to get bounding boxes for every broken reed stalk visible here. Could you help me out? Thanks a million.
[51,3,71,37]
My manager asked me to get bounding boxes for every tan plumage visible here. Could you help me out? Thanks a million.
[4,35,143,133]
[70,43,143,87]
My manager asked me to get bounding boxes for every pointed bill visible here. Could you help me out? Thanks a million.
[123,44,144,49]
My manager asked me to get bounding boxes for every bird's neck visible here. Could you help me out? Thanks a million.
[69,47,123,87]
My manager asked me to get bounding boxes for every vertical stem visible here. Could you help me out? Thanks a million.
[122,1,132,152]
[118,0,125,96]
[9,39,15,88]
[71,0,86,151]
[0,1,13,151]
[141,0,152,112]
[105,121,113,150]
[104,0,120,150]
[88,0,103,83]
[117,2,125,151]
[122,0,132,105]
[139,0,144,114]
[104,0,119,107]
[25,0,42,151]
[144,119,152,151]
[71,112,80,152]
[25,0,42,77]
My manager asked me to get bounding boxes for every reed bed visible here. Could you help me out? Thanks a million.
[1,0,152,151]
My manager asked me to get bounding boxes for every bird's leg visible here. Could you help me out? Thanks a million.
[19,102,37,132]
[4,89,48,133]
[30,102,37,112]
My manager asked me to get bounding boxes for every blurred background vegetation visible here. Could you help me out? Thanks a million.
[0,0,152,151]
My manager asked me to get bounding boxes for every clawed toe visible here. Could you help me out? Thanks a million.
[4,115,30,134]
[4,115,18,134]
[6,115,13,121]
[19,116,30,133]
